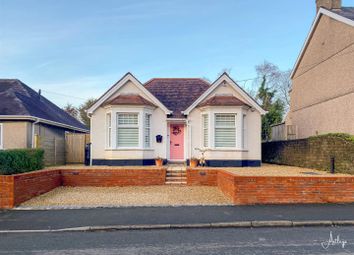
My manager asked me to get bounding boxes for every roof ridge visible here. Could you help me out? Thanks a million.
[144,77,210,86]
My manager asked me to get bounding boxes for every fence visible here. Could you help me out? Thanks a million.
[36,135,66,166]
[271,123,297,141]
[65,133,90,164]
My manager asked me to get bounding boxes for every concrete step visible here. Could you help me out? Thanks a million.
[166,173,187,177]
[166,177,187,181]
[165,181,187,185]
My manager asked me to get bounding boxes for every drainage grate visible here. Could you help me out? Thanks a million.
[300,172,322,175]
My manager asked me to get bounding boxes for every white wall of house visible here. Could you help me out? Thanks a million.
[90,79,262,163]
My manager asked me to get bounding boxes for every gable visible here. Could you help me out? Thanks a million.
[291,8,354,79]
[105,81,152,103]
[183,73,266,115]
[87,73,172,115]
[203,81,249,103]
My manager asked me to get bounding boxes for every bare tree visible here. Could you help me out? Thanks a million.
[78,98,97,128]
[63,103,79,119]
[253,61,291,110]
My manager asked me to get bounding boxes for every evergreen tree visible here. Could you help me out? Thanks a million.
[256,76,284,140]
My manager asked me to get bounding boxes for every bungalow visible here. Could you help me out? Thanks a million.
[88,72,266,167]
[0,79,88,165]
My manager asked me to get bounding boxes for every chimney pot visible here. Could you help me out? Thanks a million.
[316,0,342,12]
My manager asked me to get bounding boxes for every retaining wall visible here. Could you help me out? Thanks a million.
[262,135,354,174]
[0,167,166,209]
[187,168,354,205]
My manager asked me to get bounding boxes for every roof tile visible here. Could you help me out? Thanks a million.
[105,94,156,107]
[0,79,88,131]
[198,95,250,108]
[144,78,210,118]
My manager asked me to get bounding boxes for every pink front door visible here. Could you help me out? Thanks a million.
[170,124,184,160]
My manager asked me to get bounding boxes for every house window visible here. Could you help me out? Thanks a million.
[0,123,3,149]
[242,114,247,149]
[144,114,151,148]
[106,113,112,148]
[117,113,139,147]
[202,114,209,147]
[215,114,236,148]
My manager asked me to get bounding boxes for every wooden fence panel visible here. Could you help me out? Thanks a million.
[40,137,66,166]
[65,133,90,164]
[271,124,297,141]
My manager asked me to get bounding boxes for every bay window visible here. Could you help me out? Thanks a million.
[214,113,236,148]
[117,113,139,147]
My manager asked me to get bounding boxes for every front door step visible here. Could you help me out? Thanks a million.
[165,164,187,185]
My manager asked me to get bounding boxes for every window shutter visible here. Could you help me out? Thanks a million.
[106,113,111,148]
[144,114,151,148]
[0,124,2,149]
[202,114,209,147]
[242,114,247,149]
[215,114,236,148]
[117,113,139,147]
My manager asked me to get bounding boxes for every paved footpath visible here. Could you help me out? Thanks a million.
[1,204,354,231]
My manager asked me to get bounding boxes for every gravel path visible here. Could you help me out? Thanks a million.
[20,186,232,208]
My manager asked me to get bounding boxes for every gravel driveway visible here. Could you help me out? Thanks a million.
[20,186,231,208]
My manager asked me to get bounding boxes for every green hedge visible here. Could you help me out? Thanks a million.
[309,133,354,143]
[0,149,44,175]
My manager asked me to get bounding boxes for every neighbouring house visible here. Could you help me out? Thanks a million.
[285,0,354,139]
[0,79,88,165]
[88,72,266,167]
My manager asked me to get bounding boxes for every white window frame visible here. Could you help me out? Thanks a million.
[0,123,3,149]
[202,114,209,148]
[106,113,112,149]
[116,112,140,149]
[144,113,152,148]
[242,114,247,149]
[214,113,237,148]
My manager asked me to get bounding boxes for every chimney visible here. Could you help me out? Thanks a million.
[316,0,342,12]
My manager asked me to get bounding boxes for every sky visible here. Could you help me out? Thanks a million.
[1,0,353,107]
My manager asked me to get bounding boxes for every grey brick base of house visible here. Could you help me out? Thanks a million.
[92,159,260,167]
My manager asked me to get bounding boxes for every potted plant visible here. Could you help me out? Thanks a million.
[155,157,164,167]
[190,157,199,168]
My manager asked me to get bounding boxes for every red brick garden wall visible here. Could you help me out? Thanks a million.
[0,175,15,209]
[0,168,166,209]
[13,170,62,206]
[216,172,354,205]
[0,170,62,209]
[186,168,218,186]
[61,168,166,187]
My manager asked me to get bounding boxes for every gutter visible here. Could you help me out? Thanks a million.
[31,118,40,148]
[0,115,89,133]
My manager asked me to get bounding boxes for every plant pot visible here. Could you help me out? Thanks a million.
[190,159,199,168]
[155,159,163,167]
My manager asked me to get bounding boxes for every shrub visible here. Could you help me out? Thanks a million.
[309,133,354,143]
[0,149,44,175]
